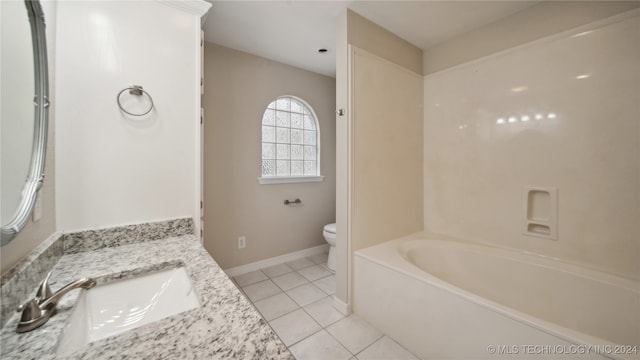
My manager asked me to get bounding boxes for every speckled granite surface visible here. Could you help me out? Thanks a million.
[1,228,292,359]
[62,218,193,254]
[0,218,193,329]
[0,232,64,328]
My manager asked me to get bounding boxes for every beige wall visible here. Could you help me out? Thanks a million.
[423,1,640,75]
[203,43,336,270]
[423,12,640,280]
[1,1,57,275]
[335,10,423,308]
[347,10,423,76]
[350,48,423,252]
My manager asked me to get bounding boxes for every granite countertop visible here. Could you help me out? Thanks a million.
[1,232,293,359]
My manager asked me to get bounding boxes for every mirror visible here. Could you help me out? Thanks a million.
[1,0,49,245]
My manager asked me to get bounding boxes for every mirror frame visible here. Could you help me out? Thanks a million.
[1,0,50,245]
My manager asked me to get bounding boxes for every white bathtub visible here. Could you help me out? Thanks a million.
[353,236,640,360]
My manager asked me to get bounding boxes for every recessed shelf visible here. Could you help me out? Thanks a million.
[522,187,558,240]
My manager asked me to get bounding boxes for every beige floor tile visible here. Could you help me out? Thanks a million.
[356,336,419,360]
[312,275,335,295]
[286,283,327,307]
[272,271,309,291]
[262,263,294,278]
[326,315,383,354]
[303,296,345,327]
[253,292,299,321]
[241,279,282,302]
[298,265,332,282]
[290,330,352,360]
[234,270,268,287]
[269,309,321,346]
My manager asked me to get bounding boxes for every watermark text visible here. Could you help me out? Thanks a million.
[486,344,638,356]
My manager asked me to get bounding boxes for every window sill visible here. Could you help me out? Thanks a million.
[258,176,325,185]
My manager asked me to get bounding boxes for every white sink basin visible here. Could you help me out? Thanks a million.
[57,267,199,355]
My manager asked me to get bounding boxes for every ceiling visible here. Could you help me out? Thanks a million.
[203,1,538,77]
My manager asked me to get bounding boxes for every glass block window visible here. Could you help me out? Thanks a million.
[261,96,319,178]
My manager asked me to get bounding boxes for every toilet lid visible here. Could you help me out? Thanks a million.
[324,223,336,234]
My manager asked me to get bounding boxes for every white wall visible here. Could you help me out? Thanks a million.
[423,11,640,280]
[55,1,208,232]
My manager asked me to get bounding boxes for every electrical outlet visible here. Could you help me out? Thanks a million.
[238,236,246,249]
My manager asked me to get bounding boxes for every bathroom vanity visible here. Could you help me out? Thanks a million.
[0,1,286,357]
[0,219,292,359]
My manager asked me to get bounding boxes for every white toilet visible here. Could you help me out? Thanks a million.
[323,223,337,271]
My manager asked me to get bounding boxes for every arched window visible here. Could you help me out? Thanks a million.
[259,96,323,184]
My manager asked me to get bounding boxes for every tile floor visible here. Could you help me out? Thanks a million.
[232,253,419,360]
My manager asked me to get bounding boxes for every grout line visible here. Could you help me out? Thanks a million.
[265,304,299,323]
[288,328,325,349]
[225,245,329,277]
[299,296,345,328]
[242,273,345,354]
[284,281,324,299]
[241,278,282,303]
[272,275,311,292]
[260,292,302,323]
[264,299,325,348]
[286,262,318,272]
[236,258,418,359]
[280,291,335,347]
[263,267,294,279]
[232,269,268,287]
[352,333,385,358]
[324,326,357,357]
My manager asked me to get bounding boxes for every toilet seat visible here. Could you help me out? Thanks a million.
[323,223,336,234]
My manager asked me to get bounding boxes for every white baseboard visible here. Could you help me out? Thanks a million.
[224,244,329,278]
[333,295,351,316]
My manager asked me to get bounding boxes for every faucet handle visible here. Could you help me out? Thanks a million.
[15,299,49,333]
[35,272,53,304]
[15,272,52,312]
[16,300,29,313]
[16,299,41,317]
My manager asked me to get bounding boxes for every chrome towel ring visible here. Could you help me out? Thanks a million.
[116,85,154,116]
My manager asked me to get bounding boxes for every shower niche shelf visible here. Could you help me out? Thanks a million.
[522,187,558,240]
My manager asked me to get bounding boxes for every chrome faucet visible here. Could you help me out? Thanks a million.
[16,272,96,333]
